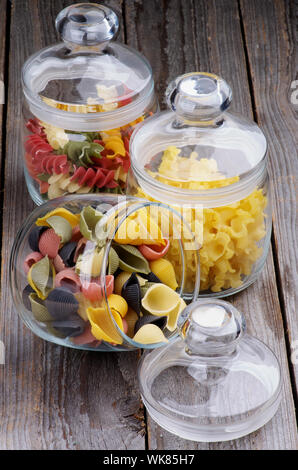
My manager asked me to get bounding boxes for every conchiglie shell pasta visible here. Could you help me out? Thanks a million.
[166,298,186,332]
[87,306,123,344]
[36,208,80,228]
[149,258,178,290]
[107,294,128,318]
[133,324,168,344]
[124,308,139,338]
[75,248,104,277]
[46,216,72,243]
[114,271,147,294]
[141,284,181,318]
[27,255,55,300]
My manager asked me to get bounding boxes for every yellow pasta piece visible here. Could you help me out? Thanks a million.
[107,294,128,318]
[115,208,165,246]
[87,305,124,344]
[133,324,168,344]
[137,147,268,293]
[36,207,80,228]
[166,298,186,332]
[141,283,181,317]
[149,258,178,290]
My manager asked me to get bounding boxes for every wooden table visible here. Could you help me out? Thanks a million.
[0,0,297,450]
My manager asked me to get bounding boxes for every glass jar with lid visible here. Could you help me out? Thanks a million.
[128,72,272,297]
[10,194,199,351]
[22,3,157,205]
[139,299,282,441]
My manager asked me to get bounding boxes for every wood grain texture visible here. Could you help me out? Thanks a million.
[0,0,8,202]
[125,0,298,450]
[0,0,297,451]
[240,0,298,389]
[0,0,144,450]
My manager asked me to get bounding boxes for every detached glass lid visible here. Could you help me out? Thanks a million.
[138,299,282,442]
[130,72,267,204]
[22,3,154,129]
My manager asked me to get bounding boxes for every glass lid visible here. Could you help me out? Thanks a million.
[22,3,154,129]
[138,299,282,442]
[130,72,267,204]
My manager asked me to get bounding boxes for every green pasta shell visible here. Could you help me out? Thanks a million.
[46,216,72,243]
[113,244,150,275]
[27,255,55,300]
[79,205,104,242]
[29,293,53,322]
[108,247,119,275]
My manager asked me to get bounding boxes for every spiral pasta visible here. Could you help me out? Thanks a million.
[25,115,141,198]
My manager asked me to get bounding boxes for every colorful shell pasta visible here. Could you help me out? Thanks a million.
[13,197,199,350]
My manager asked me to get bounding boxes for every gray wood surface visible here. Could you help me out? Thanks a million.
[0,0,297,450]
[240,0,298,391]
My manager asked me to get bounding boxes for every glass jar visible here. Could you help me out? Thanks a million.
[138,299,282,441]
[10,194,199,351]
[22,3,157,205]
[128,72,272,298]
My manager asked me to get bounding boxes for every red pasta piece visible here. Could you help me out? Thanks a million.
[81,275,114,302]
[138,239,170,261]
[26,118,46,137]
[70,166,117,189]
[73,237,88,262]
[95,168,115,188]
[53,254,66,273]
[123,136,130,153]
[38,154,70,175]
[105,179,119,189]
[25,134,53,159]
[25,152,40,179]
[93,155,130,173]
[38,228,60,258]
[23,251,44,274]
[54,268,81,293]
[39,180,50,194]
[71,225,82,242]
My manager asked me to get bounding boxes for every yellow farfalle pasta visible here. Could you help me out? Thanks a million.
[137,146,267,293]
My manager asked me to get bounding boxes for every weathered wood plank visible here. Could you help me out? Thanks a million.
[125,0,298,450]
[0,0,145,450]
[240,0,298,389]
[0,0,8,198]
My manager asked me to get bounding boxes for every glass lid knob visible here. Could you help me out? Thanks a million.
[180,299,246,356]
[166,72,232,122]
[55,3,119,46]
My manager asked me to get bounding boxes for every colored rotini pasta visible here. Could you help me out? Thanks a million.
[25,83,148,201]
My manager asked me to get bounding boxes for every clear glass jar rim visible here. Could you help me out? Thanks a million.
[22,44,155,130]
[129,111,268,207]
